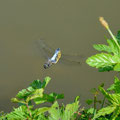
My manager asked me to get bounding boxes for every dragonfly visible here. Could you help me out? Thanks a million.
[35,39,84,69]
[43,48,61,69]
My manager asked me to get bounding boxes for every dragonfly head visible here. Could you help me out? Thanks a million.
[44,60,52,69]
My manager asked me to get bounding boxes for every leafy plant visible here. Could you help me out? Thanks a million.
[0,77,65,119]
[48,96,80,120]
[0,77,82,120]
[86,17,120,72]
[92,77,120,120]
[86,17,120,120]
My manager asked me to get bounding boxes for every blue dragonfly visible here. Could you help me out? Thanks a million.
[43,48,61,69]
[36,39,84,69]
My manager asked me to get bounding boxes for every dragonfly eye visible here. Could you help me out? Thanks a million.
[44,63,48,69]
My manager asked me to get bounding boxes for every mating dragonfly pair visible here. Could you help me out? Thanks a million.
[36,39,83,69]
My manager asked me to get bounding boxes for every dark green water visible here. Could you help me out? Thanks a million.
[0,0,119,112]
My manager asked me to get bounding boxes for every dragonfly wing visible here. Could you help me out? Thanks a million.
[60,53,85,65]
[35,39,84,65]
[35,39,55,59]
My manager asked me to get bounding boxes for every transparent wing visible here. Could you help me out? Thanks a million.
[35,39,55,59]
[35,39,84,65]
[60,53,84,65]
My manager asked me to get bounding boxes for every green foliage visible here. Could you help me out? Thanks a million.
[86,31,120,72]
[6,106,29,119]
[92,77,120,120]
[48,96,80,120]
[11,76,64,106]
[0,77,82,120]
[0,77,66,120]
[93,44,112,53]
[86,99,93,105]
[86,28,120,120]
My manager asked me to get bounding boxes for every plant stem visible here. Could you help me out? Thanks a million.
[101,96,105,108]
[94,95,97,110]
[99,17,120,50]
[93,94,97,118]
[107,28,120,50]
[26,103,32,119]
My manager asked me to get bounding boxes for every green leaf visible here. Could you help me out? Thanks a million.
[0,111,6,120]
[87,108,94,114]
[99,86,120,105]
[48,101,61,120]
[16,77,51,99]
[93,44,112,53]
[16,86,35,99]
[49,93,64,100]
[34,93,64,104]
[98,66,114,72]
[48,97,80,120]
[30,80,42,89]
[93,105,116,119]
[107,39,119,55]
[114,63,120,71]
[30,76,51,89]
[6,106,28,119]
[86,99,93,105]
[11,98,26,104]
[42,76,51,88]
[36,107,50,116]
[37,114,48,120]
[27,88,44,102]
[34,97,46,104]
[86,53,117,68]
[111,106,120,120]
[107,77,120,93]
[62,96,80,120]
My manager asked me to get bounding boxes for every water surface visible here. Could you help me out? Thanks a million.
[0,0,119,112]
